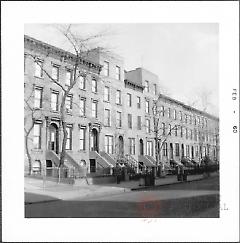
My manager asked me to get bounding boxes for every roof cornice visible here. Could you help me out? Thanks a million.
[24,35,102,74]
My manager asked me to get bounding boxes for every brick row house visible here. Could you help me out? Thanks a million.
[24,35,219,176]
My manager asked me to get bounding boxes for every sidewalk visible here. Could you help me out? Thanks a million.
[25,172,218,204]
[25,177,130,204]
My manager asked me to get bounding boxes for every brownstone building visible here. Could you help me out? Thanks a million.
[24,35,219,176]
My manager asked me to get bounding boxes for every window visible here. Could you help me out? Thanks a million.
[163,142,168,156]
[92,101,98,118]
[105,135,113,154]
[179,111,183,121]
[168,108,171,118]
[175,143,180,156]
[146,141,153,156]
[189,115,192,124]
[103,61,109,76]
[128,114,132,129]
[66,95,73,112]
[197,116,200,125]
[65,69,72,86]
[79,127,86,150]
[116,90,121,104]
[52,65,59,81]
[186,145,190,157]
[146,119,150,133]
[116,111,122,128]
[137,96,141,108]
[92,79,97,93]
[127,93,132,107]
[33,123,41,149]
[51,91,59,111]
[175,126,178,136]
[35,60,43,77]
[190,130,193,140]
[180,126,183,137]
[185,128,188,139]
[185,114,188,123]
[137,116,141,130]
[34,87,43,108]
[195,145,199,157]
[168,124,171,135]
[174,110,177,120]
[145,80,149,92]
[153,84,157,95]
[104,109,111,126]
[129,138,135,155]
[79,76,86,90]
[194,116,197,125]
[115,66,120,80]
[162,122,166,135]
[205,118,208,127]
[145,100,150,113]
[66,126,73,150]
[104,86,110,102]
[160,106,165,116]
[79,97,86,116]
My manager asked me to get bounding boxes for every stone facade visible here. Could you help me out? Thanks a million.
[24,35,219,175]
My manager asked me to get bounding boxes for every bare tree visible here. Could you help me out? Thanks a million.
[25,24,112,175]
[24,83,50,174]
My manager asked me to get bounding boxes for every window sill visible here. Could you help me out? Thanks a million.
[78,150,86,153]
[34,76,44,80]
[116,103,122,106]
[92,91,98,95]
[79,115,86,118]
[51,110,60,114]
[31,149,43,152]
[79,88,86,91]
[104,100,110,103]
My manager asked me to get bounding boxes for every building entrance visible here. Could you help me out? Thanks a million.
[48,123,59,154]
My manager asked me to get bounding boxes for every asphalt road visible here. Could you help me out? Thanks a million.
[25,176,219,218]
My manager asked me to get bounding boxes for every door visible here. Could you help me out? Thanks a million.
[90,128,98,152]
[139,139,144,155]
[170,143,173,159]
[48,123,59,154]
[119,136,124,156]
[90,159,96,173]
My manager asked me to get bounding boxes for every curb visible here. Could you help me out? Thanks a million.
[25,198,60,205]
[131,174,218,191]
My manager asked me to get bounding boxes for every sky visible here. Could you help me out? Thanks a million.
[24,23,219,116]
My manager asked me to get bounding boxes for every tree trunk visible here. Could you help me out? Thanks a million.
[25,124,34,175]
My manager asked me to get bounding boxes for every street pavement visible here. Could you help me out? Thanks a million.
[25,176,219,217]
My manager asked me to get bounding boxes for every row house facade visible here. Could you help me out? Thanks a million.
[24,35,219,175]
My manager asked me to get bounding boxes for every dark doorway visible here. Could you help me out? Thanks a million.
[90,159,96,173]
[170,143,173,159]
[181,144,184,158]
[90,128,99,152]
[139,139,144,155]
[191,146,194,159]
[119,136,124,156]
[46,160,53,177]
[48,123,59,154]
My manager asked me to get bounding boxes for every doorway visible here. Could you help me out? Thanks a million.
[48,123,59,154]
[181,144,184,158]
[118,136,124,156]
[170,143,173,160]
[90,128,99,152]
[139,139,144,155]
